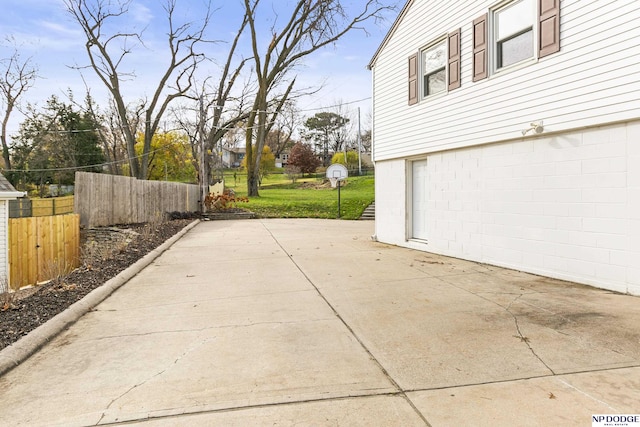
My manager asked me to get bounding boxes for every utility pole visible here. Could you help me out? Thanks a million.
[343,117,347,164]
[357,107,362,175]
[199,96,206,213]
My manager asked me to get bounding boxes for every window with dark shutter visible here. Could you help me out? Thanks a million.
[539,0,560,57]
[408,53,418,105]
[448,29,461,90]
[472,14,488,81]
[422,41,447,97]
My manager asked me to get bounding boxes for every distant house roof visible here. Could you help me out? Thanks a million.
[0,173,25,199]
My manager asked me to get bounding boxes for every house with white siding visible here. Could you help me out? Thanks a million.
[0,174,26,290]
[368,0,640,295]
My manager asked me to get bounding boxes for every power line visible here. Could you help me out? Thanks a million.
[5,96,373,134]
[3,96,372,173]
[298,97,371,113]
[2,137,182,173]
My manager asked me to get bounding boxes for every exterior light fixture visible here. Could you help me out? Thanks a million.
[522,121,544,136]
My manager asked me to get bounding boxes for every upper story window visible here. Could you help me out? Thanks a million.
[407,0,559,104]
[472,0,559,81]
[408,30,460,105]
[494,0,534,69]
[422,40,447,97]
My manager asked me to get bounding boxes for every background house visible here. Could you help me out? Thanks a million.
[369,0,640,294]
[222,147,246,168]
[0,174,26,289]
[275,152,289,168]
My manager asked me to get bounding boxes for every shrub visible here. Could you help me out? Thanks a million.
[205,189,249,211]
[284,165,302,183]
[288,142,321,174]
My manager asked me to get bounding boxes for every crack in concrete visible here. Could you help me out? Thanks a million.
[94,391,409,426]
[93,365,640,426]
[94,337,215,425]
[504,294,555,375]
[439,276,555,375]
[93,289,315,312]
[80,318,336,344]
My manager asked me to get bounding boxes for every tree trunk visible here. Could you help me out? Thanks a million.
[1,135,11,170]
[245,124,256,196]
[247,173,259,196]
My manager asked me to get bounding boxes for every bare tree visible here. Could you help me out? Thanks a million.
[265,100,299,158]
[360,109,373,153]
[173,13,254,212]
[91,98,131,175]
[199,14,252,186]
[333,100,357,152]
[0,38,38,171]
[65,0,212,179]
[242,0,393,196]
[66,80,126,176]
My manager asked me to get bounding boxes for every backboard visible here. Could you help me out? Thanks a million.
[326,163,348,181]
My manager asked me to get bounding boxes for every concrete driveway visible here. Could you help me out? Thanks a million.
[0,219,638,426]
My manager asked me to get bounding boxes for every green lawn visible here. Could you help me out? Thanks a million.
[222,171,374,220]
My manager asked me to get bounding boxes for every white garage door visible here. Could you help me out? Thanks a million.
[412,159,429,240]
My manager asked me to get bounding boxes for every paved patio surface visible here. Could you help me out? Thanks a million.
[0,219,638,426]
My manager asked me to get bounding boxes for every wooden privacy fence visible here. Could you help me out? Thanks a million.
[8,214,80,291]
[74,172,199,227]
[9,196,75,218]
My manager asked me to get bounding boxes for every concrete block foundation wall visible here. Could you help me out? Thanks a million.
[374,121,640,295]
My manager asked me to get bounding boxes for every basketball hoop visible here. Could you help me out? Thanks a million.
[326,163,349,218]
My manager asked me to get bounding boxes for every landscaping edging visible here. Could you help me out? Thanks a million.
[203,211,257,220]
[0,219,200,377]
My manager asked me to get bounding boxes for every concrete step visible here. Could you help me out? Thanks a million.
[360,202,375,220]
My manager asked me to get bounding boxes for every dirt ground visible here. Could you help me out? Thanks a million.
[0,218,195,351]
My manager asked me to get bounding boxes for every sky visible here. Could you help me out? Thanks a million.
[0,0,402,140]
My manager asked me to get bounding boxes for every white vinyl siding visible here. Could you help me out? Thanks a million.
[371,0,640,162]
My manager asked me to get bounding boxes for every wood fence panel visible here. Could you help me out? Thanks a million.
[140,180,164,223]
[31,196,74,217]
[169,183,178,212]
[188,184,199,210]
[64,214,80,267]
[9,214,80,290]
[74,173,87,226]
[95,174,114,226]
[111,174,134,225]
[9,217,37,289]
[74,172,199,227]
[8,199,32,218]
[32,200,52,217]
[140,180,151,222]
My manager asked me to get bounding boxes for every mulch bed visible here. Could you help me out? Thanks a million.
[0,218,195,351]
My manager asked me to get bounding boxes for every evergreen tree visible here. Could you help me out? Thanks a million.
[12,94,104,190]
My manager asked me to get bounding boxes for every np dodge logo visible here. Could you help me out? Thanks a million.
[593,415,640,427]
